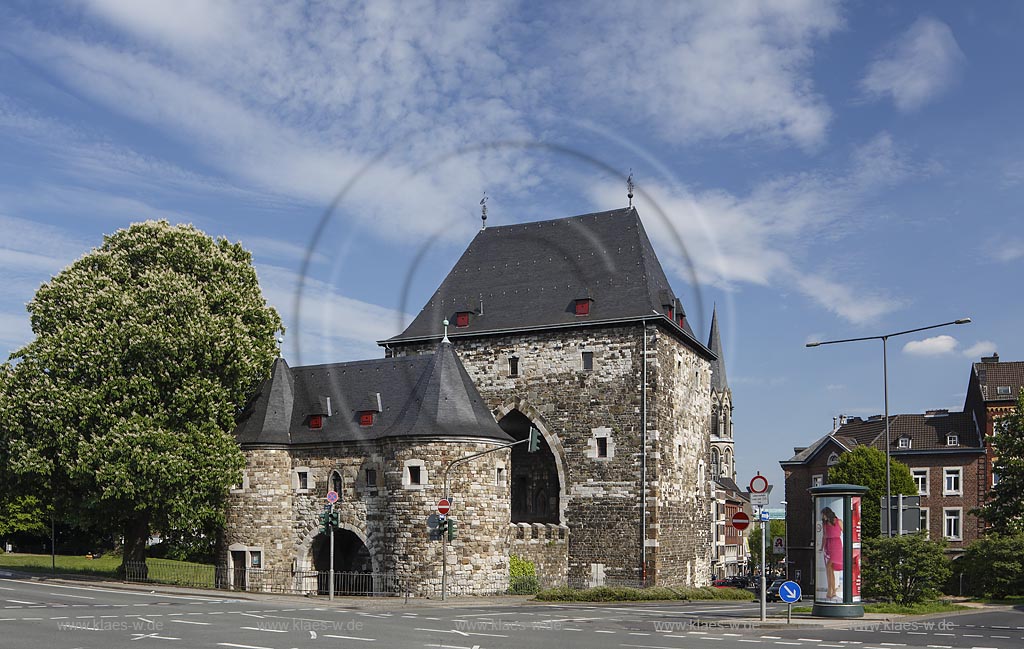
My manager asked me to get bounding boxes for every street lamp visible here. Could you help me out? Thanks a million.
[805,318,971,536]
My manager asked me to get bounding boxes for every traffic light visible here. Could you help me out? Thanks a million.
[447,517,457,541]
[318,510,330,535]
[436,515,448,538]
[330,511,340,528]
[527,426,540,453]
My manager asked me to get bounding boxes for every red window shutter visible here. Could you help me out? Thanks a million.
[665,306,674,320]
[309,415,323,430]
[359,412,374,426]
[455,312,470,328]
[575,300,590,316]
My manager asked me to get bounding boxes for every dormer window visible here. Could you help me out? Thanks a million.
[359,411,375,426]
[574,299,592,316]
[997,386,1012,395]
[898,437,911,449]
[664,305,674,320]
[455,311,470,328]
[947,434,959,446]
[309,415,323,430]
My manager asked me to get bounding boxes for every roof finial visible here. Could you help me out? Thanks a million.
[480,192,488,230]
[627,169,634,208]
[442,318,450,343]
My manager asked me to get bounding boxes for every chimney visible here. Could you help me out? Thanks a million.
[982,352,999,363]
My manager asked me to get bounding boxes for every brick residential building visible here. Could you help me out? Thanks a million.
[781,408,986,589]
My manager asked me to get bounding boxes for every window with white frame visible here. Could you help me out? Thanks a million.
[946,434,959,446]
[292,467,313,493]
[992,471,1001,487]
[897,437,911,449]
[919,508,929,538]
[812,474,824,487]
[943,467,962,495]
[827,452,839,466]
[402,459,428,488]
[943,508,962,540]
[912,468,929,496]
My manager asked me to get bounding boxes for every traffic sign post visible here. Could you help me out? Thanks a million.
[778,580,802,624]
[437,498,451,516]
[749,473,771,623]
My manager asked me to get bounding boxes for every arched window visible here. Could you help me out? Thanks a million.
[330,470,343,496]
[827,452,840,466]
[711,448,720,477]
[724,449,732,477]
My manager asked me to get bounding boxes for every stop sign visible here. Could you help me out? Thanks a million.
[437,498,451,515]
[732,511,750,531]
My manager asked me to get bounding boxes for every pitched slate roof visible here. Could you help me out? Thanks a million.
[383,207,712,359]
[972,355,1024,402]
[781,411,982,466]
[708,306,729,393]
[234,343,511,446]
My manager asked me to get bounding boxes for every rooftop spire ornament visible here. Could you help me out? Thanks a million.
[627,169,635,208]
[442,319,450,343]
[480,193,488,230]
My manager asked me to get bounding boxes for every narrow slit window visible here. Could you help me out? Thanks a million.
[582,351,594,371]
[297,471,309,491]
[596,437,608,458]
[365,468,377,487]
[508,355,520,377]
[408,465,422,485]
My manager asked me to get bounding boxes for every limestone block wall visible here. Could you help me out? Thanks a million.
[509,522,570,587]
[224,448,294,572]
[649,326,713,586]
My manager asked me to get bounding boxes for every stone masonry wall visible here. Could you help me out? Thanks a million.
[509,522,570,588]
[225,448,294,573]
[649,326,713,586]
[394,323,711,586]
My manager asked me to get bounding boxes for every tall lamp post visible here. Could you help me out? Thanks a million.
[806,318,971,536]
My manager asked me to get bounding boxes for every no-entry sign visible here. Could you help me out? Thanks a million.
[437,498,451,515]
[749,474,769,494]
[732,511,750,531]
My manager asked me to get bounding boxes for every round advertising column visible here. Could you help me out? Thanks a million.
[809,484,868,618]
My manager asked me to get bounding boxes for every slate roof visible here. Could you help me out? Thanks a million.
[383,207,713,359]
[972,355,1024,402]
[714,476,749,501]
[781,411,982,465]
[708,306,729,393]
[233,343,511,446]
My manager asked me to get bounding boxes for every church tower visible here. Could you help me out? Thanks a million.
[708,306,735,480]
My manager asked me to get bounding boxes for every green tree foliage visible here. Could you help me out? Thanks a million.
[862,534,950,604]
[979,392,1024,534]
[747,519,787,571]
[827,446,917,538]
[508,555,540,594]
[958,533,1024,598]
[0,221,282,573]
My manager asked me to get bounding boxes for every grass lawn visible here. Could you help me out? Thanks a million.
[0,552,216,587]
[790,601,968,615]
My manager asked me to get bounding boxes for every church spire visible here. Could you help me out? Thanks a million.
[708,305,729,393]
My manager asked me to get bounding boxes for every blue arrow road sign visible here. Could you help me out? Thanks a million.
[760,509,770,522]
[779,580,801,603]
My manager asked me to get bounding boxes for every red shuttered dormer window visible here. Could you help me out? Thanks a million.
[455,312,470,328]
[359,411,375,427]
[575,299,591,316]
[309,415,323,430]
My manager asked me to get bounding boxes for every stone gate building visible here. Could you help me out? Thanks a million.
[225,206,716,594]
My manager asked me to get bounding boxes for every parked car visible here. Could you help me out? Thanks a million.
[765,579,788,602]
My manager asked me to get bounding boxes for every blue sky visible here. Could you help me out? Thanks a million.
[1,1,1022,500]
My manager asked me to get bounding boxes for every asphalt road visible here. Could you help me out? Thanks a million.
[1,575,1022,649]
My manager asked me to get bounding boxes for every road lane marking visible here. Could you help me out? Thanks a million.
[323,635,377,642]
[217,644,274,649]
[170,619,211,625]
[240,626,287,633]
[6,600,38,605]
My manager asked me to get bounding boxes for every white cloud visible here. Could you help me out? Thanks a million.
[861,16,965,112]
[559,0,842,148]
[902,334,959,356]
[587,132,912,324]
[255,263,412,365]
[961,340,997,359]
[0,312,32,353]
[992,239,1024,263]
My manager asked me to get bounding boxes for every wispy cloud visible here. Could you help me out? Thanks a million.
[903,334,959,356]
[588,132,914,324]
[861,16,965,112]
[991,239,1024,263]
[557,0,842,149]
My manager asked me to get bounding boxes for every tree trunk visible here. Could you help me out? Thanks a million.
[119,511,150,579]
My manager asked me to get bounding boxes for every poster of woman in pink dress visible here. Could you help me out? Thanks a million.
[815,496,844,603]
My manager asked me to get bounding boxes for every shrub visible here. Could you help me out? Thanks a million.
[534,585,752,602]
[508,555,540,595]
[862,534,950,604]
[958,534,1024,598]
